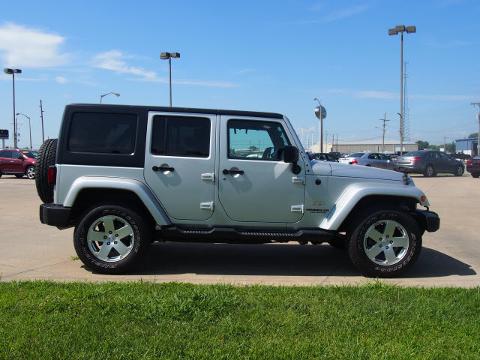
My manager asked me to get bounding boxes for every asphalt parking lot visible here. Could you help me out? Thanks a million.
[0,174,479,287]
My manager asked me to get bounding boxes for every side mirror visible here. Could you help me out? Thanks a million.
[283,146,299,164]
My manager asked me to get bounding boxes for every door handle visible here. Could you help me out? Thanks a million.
[152,164,175,172]
[222,168,244,176]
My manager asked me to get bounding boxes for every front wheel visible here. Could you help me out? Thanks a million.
[471,173,479,178]
[73,205,151,274]
[347,209,422,277]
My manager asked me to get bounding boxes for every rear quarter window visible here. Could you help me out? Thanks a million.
[68,112,137,154]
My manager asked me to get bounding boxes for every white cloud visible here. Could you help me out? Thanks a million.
[322,4,369,23]
[355,90,397,99]
[55,76,67,84]
[327,88,476,102]
[92,50,156,80]
[0,23,68,68]
[92,50,237,88]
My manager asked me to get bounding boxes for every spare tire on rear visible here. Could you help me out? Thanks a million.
[35,139,58,203]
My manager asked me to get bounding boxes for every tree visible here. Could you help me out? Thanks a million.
[469,132,478,139]
[416,140,429,150]
[445,142,456,154]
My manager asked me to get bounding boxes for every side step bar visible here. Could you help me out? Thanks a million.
[156,226,339,244]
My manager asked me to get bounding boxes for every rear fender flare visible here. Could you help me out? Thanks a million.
[63,176,171,226]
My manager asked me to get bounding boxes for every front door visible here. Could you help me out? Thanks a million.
[144,112,216,221]
[218,117,305,223]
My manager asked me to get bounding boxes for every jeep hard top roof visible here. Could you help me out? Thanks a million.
[66,104,284,119]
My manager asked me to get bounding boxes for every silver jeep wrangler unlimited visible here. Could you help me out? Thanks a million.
[36,104,439,277]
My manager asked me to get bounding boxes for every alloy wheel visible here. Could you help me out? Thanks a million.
[363,220,410,266]
[26,167,35,179]
[87,215,135,262]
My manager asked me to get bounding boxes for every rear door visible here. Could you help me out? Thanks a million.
[218,116,305,223]
[144,112,216,221]
[0,150,13,172]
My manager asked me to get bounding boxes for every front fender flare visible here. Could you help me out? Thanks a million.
[63,176,171,226]
[319,182,427,231]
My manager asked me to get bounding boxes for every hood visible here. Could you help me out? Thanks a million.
[311,161,403,182]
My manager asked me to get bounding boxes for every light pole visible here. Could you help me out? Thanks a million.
[99,92,120,103]
[16,113,32,149]
[314,98,327,153]
[471,102,480,156]
[4,68,22,148]
[379,113,391,153]
[160,52,181,107]
[388,25,416,154]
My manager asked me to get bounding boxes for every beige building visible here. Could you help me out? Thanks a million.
[308,141,418,154]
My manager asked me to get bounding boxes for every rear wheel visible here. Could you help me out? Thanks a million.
[347,209,422,277]
[26,166,35,179]
[73,204,151,274]
[455,165,464,177]
[472,173,479,178]
[423,164,435,177]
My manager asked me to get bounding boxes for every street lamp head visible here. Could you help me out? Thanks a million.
[395,25,406,32]
[161,52,180,60]
[388,28,398,36]
[406,25,416,33]
[4,68,22,74]
[112,92,120,97]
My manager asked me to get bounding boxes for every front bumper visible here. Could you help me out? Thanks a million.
[40,203,71,228]
[413,210,440,233]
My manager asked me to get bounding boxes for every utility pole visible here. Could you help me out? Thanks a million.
[471,102,480,156]
[40,100,45,143]
[443,136,447,153]
[379,113,391,153]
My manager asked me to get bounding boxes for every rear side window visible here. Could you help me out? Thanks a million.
[0,151,12,158]
[68,112,137,154]
[151,115,210,158]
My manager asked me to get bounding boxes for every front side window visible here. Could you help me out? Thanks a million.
[68,112,137,154]
[151,115,210,158]
[228,120,291,161]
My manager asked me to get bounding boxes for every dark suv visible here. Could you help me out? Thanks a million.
[0,149,37,179]
[395,150,464,177]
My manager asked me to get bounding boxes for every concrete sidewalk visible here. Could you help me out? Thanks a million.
[0,175,478,287]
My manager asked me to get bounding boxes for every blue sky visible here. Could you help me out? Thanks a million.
[1,0,479,149]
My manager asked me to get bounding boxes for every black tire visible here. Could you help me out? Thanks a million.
[73,204,151,274]
[35,139,57,203]
[423,164,436,177]
[471,173,479,178]
[454,165,464,176]
[15,174,23,178]
[347,209,422,277]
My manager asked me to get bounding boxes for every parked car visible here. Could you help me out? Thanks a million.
[311,153,338,162]
[395,150,464,177]
[37,103,439,277]
[328,152,342,161]
[466,157,480,178]
[339,152,395,170]
[21,150,39,159]
[338,152,365,165]
[0,149,36,179]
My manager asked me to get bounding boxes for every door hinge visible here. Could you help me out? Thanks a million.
[290,204,304,213]
[201,173,215,182]
[200,201,214,211]
[291,176,305,185]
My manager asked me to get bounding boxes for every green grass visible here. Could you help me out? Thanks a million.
[0,282,479,359]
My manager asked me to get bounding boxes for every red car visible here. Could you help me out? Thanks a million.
[466,157,480,178]
[0,149,36,179]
